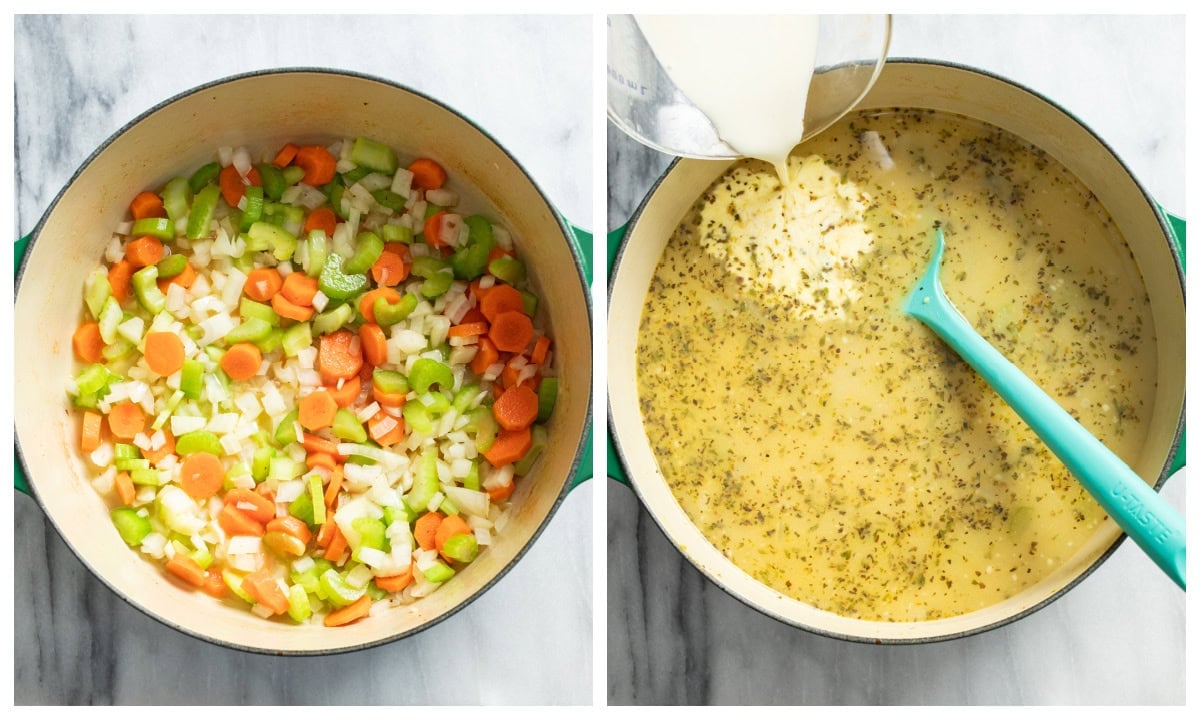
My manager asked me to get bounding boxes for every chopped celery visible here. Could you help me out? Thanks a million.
[382,504,415,527]
[380,224,413,244]
[423,203,444,220]
[286,584,312,623]
[268,456,303,482]
[419,391,451,415]
[131,266,166,314]
[439,496,459,516]
[188,162,220,194]
[187,184,221,240]
[409,358,453,394]
[452,383,481,414]
[537,377,558,422]
[131,216,173,241]
[373,293,419,327]
[318,568,365,607]
[305,230,329,278]
[420,268,454,299]
[332,408,368,443]
[255,327,285,354]
[326,180,349,221]
[111,508,152,545]
[410,255,448,279]
[252,446,275,483]
[290,561,322,594]
[312,302,354,336]
[513,424,548,476]
[282,322,312,357]
[372,369,409,395]
[239,185,265,232]
[318,253,369,300]
[343,231,383,275]
[288,481,315,527]
[76,363,118,396]
[309,473,326,525]
[520,289,538,316]
[371,189,407,211]
[179,359,205,399]
[162,176,192,223]
[488,256,526,285]
[423,561,455,583]
[441,533,478,563]
[350,137,398,174]
[341,166,371,185]
[239,296,281,327]
[155,253,189,279]
[449,215,494,280]
[247,221,297,261]
[130,468,165,486]
[84,268,112,319]
[366,581,388,601]
[405,448,440,511]
[472,407,498,452]
[101,337,135,361]
[175,430,222,456]
[275,409,300,446]
[256,163,286,201]
[115,458,151,472]
[463,461,481,491]
[97,296,123,343]
[223,569,256,604]
[225,317,273,344]
[113,443,141,460]
[402,401,433,434]
[282,165,306,186]
[351,516,387,555]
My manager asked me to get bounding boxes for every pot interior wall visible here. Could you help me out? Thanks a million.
[16,71,591,653]
[609,61,1183,642]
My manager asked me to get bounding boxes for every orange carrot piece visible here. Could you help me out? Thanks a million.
[219,163,262,207]
[373,565,415,593]
[459,306,487,325]
[306,451,336,472]
[165,553,206,588]
[114,471,136,506]
[108,259,135,304]
[124,236,165,268]
[324,464,344,509]
[424,211,449,249]
[492,385,539,431]
[271,291,315,322]
[487,480,515,503]
[81,410,104,453]
[482,427,533,467]
[218,504,266,537]
[488,311,535,353]
[73,322,105,363]
[357,287,401,326]
[471,337,501,376]
[447,321,489,339]
[280,271,319,307]
[180,451,225,500]
[130,191,167,220]
[141,428,176,466]
[224,487,276,524]
[220,342,263,381]
[326,375,361,408]
[370,250,408,287]
[298,388,338,431]
[367,410,405,446]
[107,402,146,440]
[324,524,348,562]
[434,514,472,554]
[317,329,363,384]
[294,145,337,186]
[273,142,299,168]
[316,519,336,548]
[478,284,525,322]
[487,245,513,263]
[324,595,372,627]
[243,267,283,302]
[359,323,388,367]
[202,568,228,598]
[408,158,447,190]
[414,512,444,551]
[243,569,290,615]
[372,381,407,408]
[303,206,337,237]
[158,261,196,293]
[531,335,552,365]
[267,516,313,545]
[301,433,342,458]
[143,331,185,376]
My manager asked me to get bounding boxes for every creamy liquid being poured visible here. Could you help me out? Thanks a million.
[635,14,820,184]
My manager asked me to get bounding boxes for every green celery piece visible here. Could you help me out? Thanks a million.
[420,268,454,299]
[155,253,189,279]
[113,443,141,460]
[225,317,273,344]
[247,221,298,261]
[288,482,315,527]
[513,424,548,476]
[84,268,112,319]
[256,163,286,201]
[520,290,538,317]
[327,180,350,221]
[372,369,409,395]
[452,383,481,414]
[318,253,369,300]
[290,564,320,595]
[251,446,275,483]
[97,296,123,342]
[405,448,440,511]
[162,176,193,224]
[115,458,151,472]
[282,165,306,186]
[441,533,478,563]
[73,393,101,409]
[332,408,368,443]
[318,568,365,608]
[371,189,407,212]
[131,266,166,314]
[175,430,222,456]
[462,461,481,491]
[409,358,453,394]
[239,185,265,233]
[275,409,300,446]
[255,327,285,354]
[410,255,448,279]
[366,581,388,601]
[131,216,173,241]
[305,230,329,278]
[309,473,326,525]
[488,256,526,285]
[344,231,383,275]
[423,203,444,221]
[222,569,255,604]
[423,561,455,583]
[187,184,221,240]
[265,201,305,226]
[188,162,220,194]
[472,407,498,452]
[465,215,494,245]
[537,377,558,422]
[286,584,312,623]
[350,137,398,174]
[76,363,118,396]
[129,468,164,485]
[268,456,303,482]
[312,303,354,336]
[101,338,135,361]
[111,509,152,545]
[179,359,205,399]
[449,215,495,280]
[439,496,459,516]
[373,293,418,328]
[380,224,413,244]
[282,322,313,357]
[239,296,281,327]
[382,504,415,527]
[419,391,451,415]
[351,517,388,555]
[231,252,255,273]
[341,166,371,185]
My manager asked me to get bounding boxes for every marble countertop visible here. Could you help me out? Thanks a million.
[607,15,1185,705]
[14,15,592,706]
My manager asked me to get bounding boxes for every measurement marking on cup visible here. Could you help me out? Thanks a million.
[607,65,648,96]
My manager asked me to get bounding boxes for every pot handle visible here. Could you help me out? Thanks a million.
[606,225,630,486]
[14,234,32,494]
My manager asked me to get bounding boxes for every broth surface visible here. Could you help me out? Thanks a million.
[636,109,1157,621]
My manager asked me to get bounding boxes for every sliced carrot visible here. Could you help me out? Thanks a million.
[303,206,337,237]
[80,410,104,453]
[202,568,228,598]
[316,519,336,548]
[470,336,501,376]
[493,385,539,431]
[447,321,489,339]
[531,335,552,366]
[243,267,283,302]
[242,569,290,615]
[324,464,344,509]
[357,287,401,325]
[124,235,165,268]
[141,428,176,466]
[107,402,146,440]
[414,512,444,551]
[301,432,342,458]
[180,451,225,500]
[143,331,185,376]
[271,291,315,322]
[298,388,338,431]
[157,261,196,292]
[482,427,533,467]
[218,163,262,207]
[359,323,388,367]
[114,471,136,506]
[372,381,407,408]
[459,306,487,325]
[500,361,522,390]
[374,565,415,593]
[273,142,299,168]
[324,524,348,562]
[370,250,408,287]
[317,329,363,384]
[424,211,449,249]
[73,322,105,363]
[165,553,206,588]
[408,158,447,190]
[324,595,372,627]
[220,342,263,381]
[367,410,405,446]
[130,191,166,220]
[488,245,513,263]
[326,375,361,408]
[489,310,535,353]
[294,145,337,186]
[224,487,275,524]
[306,451,336,472]
[487,480,515,503]
[434,514,471,555]
[280,271,319,307]
[108,259,136,304]
[478,284,525,322]
[267,515,313,545]
[218,504,266,537]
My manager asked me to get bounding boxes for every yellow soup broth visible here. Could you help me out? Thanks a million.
[635,109,1157,621]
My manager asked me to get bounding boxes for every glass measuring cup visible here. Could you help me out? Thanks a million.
[607,14,892,160]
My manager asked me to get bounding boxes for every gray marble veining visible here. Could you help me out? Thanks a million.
[15,14,592,706]
[607,14,1185,706]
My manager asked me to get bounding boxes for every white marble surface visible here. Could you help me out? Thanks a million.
[14,14,592,705]
[607,15,1186,705]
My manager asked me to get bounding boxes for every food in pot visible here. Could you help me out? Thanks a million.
[69,137,559,625]
[636,109,1157,621]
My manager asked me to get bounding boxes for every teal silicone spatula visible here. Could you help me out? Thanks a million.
[903,226,1185,589]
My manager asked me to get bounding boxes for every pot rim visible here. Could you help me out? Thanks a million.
[17,66,594,656]
[607,57,1184,644]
